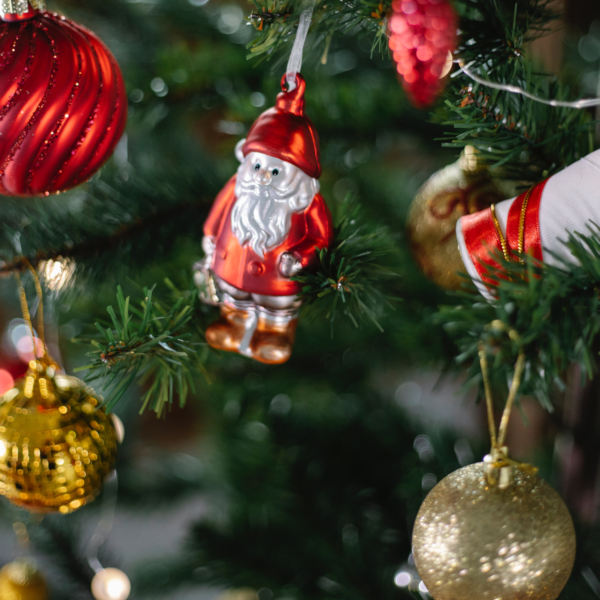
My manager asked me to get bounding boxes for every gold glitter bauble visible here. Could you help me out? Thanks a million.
[412,462,576,600]
[0,560,48,600]
[0,360,118,514]
[407,147,504,289]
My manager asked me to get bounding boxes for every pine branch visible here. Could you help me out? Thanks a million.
[76,284,208,416]
[295,200,398,332]
[0,164,218,285]
[437,0,594,184]
[246,0,594,184]
[247,1,389,64]
[436,227,600,411]
[75,199,398,414]
[30,518,95,596]
[133,392,463,600]
[117,454,206,507]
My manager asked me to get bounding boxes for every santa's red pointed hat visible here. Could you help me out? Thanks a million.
[241,73,321,178]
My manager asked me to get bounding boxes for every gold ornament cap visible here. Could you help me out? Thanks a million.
[0,360,118,514]
[0,560,48,600]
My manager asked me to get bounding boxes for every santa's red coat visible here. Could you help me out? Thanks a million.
[203,175,333,296]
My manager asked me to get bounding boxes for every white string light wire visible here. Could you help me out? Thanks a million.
[455,60,600,109]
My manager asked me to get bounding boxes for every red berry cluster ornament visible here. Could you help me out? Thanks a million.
[388,0,457,108]
[0,1,127,196]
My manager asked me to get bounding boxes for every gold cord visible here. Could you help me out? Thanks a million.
[25,260,46,355]
[15,271,39,362]
[489,204,510,261]
[478,346,498,449]
[478,321,526,452]
[490,186,533,264]
[14,261,48,362]
[517,188,533,257]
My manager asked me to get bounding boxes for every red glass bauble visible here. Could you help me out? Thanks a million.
[0,10,127,196]
[388,0,457,108]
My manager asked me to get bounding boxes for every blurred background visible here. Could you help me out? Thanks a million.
[0,0,599,599]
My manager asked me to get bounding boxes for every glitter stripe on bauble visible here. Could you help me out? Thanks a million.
[0,4,127,196]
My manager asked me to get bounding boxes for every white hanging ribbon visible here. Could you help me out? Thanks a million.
[285,4,315,91]
[455,60,600,109]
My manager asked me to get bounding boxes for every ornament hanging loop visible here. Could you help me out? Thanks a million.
[284,3,315,91]
[478,320,528,488]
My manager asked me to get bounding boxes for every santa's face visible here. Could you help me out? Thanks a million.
[232,151,319,257]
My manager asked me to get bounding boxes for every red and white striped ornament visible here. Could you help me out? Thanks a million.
[457,149,600,297]
[388,0,457,108]
[0,1,127,196]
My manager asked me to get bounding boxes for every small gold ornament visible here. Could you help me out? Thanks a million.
[412,461,576,600]
[407,146,504,289]
[0,359,118,514]
[0,560,48,600]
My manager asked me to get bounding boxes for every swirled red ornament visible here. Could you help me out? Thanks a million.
[388,0,457,108]
[0,9,127,196]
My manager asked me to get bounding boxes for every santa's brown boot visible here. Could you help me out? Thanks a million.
[205,305,250,353]
[249,317,297,365]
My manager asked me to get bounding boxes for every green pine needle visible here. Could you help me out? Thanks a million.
[76,283,207,416]
[436,227,600,409]
[295,200,398,332]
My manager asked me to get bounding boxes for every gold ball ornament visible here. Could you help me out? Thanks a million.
[0,360,118,514]
[407,146,505,289]
[0,560,48,600]
[412,462,576,600]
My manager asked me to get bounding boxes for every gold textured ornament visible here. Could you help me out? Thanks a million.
[412,461,576,600]
[0,359,118,514]
[407,146,504,289]
[0,560,48,600]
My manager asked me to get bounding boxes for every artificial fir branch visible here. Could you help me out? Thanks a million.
[29,518,96,594]
[0,167,219,283]
[78,207,398,413]
[436,228,600,410]
[437,0,594,183]
[295,201,398,331]
[0,194,205,277]
[246,0,594,183]
[247,0,389,63]
[132,392,444,600]
[77,284,207,415]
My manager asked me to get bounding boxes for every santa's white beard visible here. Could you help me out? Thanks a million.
[232,175,314,257]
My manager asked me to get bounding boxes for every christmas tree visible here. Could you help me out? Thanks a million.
[0,1,599,599]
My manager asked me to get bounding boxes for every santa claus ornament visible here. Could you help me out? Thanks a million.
[196,73,333,364]
[455,149,600,296]
[195,8,333,365]
[0,1,127,196]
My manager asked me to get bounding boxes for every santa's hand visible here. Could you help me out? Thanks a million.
[202,235,216,264]
[278,252,303,277]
